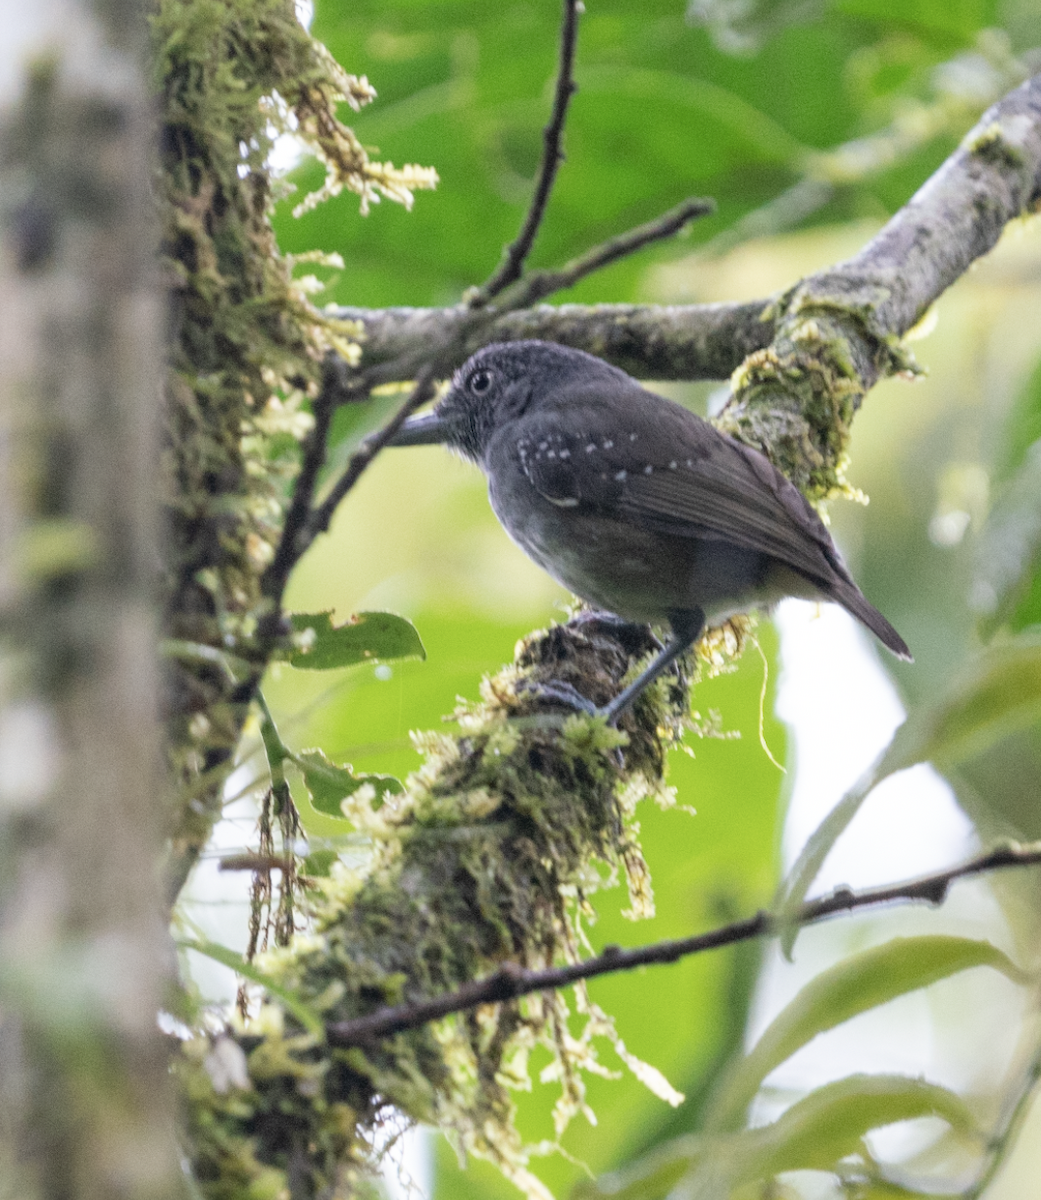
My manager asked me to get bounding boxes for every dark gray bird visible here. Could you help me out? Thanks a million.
[390,340,911,722]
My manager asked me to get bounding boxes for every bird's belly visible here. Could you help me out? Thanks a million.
[492,490,813,624]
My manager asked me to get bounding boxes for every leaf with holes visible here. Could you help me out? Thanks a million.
[296,748,402,819]
[288,610,425,670]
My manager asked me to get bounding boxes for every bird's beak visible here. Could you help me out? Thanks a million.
[386,410,454,447]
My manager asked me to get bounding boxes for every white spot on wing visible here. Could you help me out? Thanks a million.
[614,470,627,481]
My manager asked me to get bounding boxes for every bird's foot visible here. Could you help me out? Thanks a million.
[517,679,601,718]
[567,611,661,654]
[516,680,628,769]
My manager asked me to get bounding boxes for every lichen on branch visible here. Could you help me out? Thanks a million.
[286,48,439,217]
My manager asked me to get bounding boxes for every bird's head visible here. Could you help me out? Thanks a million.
[389,340,627,466]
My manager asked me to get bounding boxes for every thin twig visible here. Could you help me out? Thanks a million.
[303,365,439,546]
[307,193,717,534]
[261,353,345,605]
[471,0,582,305]
[963,1041,1041,1199]
[294,193,710,544]
[499,195,715,309]
[325,839,1041,1046]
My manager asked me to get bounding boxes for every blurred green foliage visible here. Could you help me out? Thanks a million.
[277,0,1026,309]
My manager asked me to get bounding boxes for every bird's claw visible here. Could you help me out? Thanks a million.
[518,679,602,718]
[516,680,627,768]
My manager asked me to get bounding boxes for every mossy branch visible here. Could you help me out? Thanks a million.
[327,839,1041,1046]
[179,616,722,1197]
[156,0,437,899]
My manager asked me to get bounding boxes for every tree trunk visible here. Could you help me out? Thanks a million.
[0,2,180,1196]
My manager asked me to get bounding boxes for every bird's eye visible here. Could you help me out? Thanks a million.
[467,368,493,395]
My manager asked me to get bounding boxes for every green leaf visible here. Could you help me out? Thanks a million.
[302,848,338,877]
[744,1072,976,1171]
[772,732,913,956]
[179,939,324,1038]
[583,1073,973,1200]
[913,635,1041,765]
[576,1138,700,1200]
[697,1074,976,1196]
[834,0,994,42]
[976,359,1041,632]
[295,747,403,818]
[288,610,425,670]
[705,936,1024,1132]
[775,635,1041,951]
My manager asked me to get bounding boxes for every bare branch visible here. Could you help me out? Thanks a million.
[261,353,347,607]
[335,298,776,383]
[326,839,1041,1046]
[473,0,582,304]
[498,195,715,309]
[334,73,1041,396]
[786,71,1041,352]
[302,365,439,546]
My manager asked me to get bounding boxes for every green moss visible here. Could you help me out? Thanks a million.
[720,298,914,502]
[179,616,718,1198]
[155,0,433,885]
[967,121,1027,171]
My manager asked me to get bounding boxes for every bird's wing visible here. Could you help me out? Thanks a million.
[519,387,844,587]
[619,438,842,585]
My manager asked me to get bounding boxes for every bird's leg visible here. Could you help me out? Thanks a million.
[515,612,662,717]
[519,609,703,725]
[600,608,704,725]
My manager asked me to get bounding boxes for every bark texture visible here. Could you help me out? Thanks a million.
[0,1,178,1196]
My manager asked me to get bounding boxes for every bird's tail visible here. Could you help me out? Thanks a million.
[829,578,913,661]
